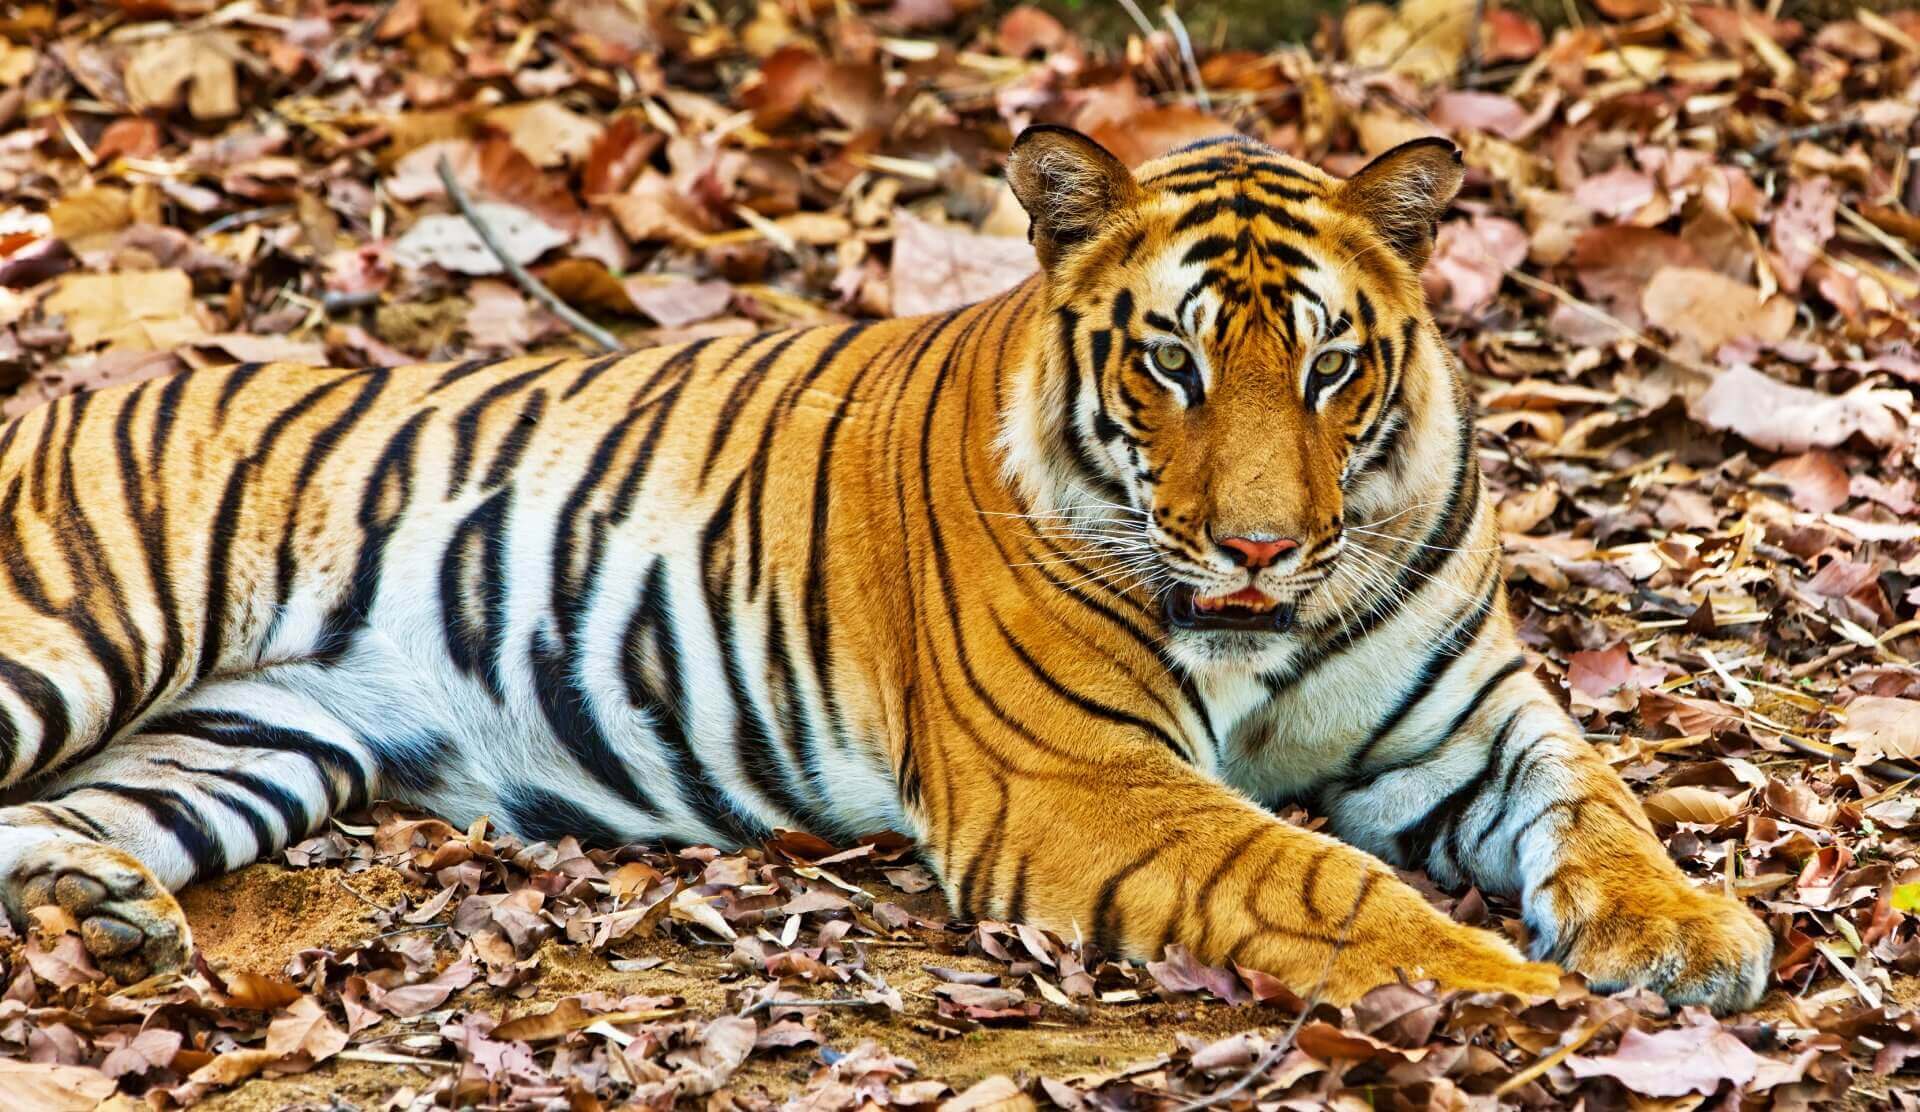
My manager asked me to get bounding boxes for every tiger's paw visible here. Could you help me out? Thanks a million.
[1534,884,1771,1014]
[5,838,192,983]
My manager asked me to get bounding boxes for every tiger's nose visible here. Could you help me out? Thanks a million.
[1217,535,1299,569]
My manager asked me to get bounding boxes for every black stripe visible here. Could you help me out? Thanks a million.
[61,783,224,883]
[530,630,660,816]
[559,352,630,401]
[3,656,73,781]
[313,407,430,663]
[153,757,315,846]
[1342,575,1503,774]
[439,489,512,700]
[627,556,768,846]
[142,708,371,810]
[445,364,556,495]
[502,783,630,849]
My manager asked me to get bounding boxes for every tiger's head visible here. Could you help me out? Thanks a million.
[999,127,1466,670]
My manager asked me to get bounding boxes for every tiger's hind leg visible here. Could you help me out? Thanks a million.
[1,676,383,980]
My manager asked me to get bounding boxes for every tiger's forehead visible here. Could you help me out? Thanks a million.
[1118,140,1379,351]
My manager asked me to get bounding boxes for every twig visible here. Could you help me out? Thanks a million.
[293,0,403,99]
[1837,203,1920,277]
[435,155,623,354]
[197,205,293,239]
[1173,889,1365,1112]
[334,1049,458,1069]
[1161,5,1210,112]
[1502,268,1703,371]
[738,997,882,1018]
[1465,0,1487,84]
[336,875,390,913]
[1747,117,1859,161]
[323,290,382,314]
[1493,1018,1607,1097]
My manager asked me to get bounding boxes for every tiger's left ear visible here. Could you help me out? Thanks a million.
[1334,138,1464,271]
[1007,125,1142,270]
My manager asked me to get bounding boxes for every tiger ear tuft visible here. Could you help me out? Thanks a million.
[1334,137,1463,271]
[1006,125,1141,270]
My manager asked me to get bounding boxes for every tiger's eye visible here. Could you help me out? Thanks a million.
[1156,346,1190,372]
[1313,350,1349,376]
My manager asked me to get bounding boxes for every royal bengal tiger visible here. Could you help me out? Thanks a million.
[0,127,1770,1010]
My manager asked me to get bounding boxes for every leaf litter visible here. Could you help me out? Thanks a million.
[3,0,1920,1106]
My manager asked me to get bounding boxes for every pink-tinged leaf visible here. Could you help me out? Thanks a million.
[1770,175,1837,292]
[1689,365,1910,452]
[23,934,100,990]
[265,995,349,1062]
[1567,1023,1760,1096]
[1566,644,1665,714]
[1834,696,1920,765]
[1427,216,1526,315]
[621,276,734,327]
[0,1060,116,1111]
[888,210,1036,317]
[1761,450,1851,513]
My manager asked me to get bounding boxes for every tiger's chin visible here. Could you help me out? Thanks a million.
[1161,584,1301,675]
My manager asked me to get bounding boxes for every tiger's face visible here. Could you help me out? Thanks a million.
[1005,129,1464,664]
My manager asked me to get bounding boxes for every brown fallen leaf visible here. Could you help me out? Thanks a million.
[222,970,304,1011]
[0,1060,117,1112]
[1641,786,1752,827]
[1641,267,1792,359]
[43,270,207,351]
[1567,1023,1760,1097]
[889,210,1035,318]
[1833,696,1920,765]
[123,32,239,119]
[1689,365,1910,452]
[265,996,349,1063]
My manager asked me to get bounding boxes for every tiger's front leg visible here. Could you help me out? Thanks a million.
[918,731,1560,1005]
[1320,673,1772,1013]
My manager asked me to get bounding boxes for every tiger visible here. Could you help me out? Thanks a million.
[0,126,1770,1011]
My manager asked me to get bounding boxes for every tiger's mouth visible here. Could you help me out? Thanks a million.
[1163,584,1298,634]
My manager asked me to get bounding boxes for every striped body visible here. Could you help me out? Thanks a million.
[0,131,1770,1010]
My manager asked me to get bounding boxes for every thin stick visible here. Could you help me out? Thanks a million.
[1174,890,1365,1112]
[738,997,882,1018]
[197,205,293,239]
[1838,203,1920,276]
[1747,117,1858,160]
[293,0,403,99]
[334,1049,458,1069]
[1503,268,1705,372]
[1161,5,1211,111]
[434,155,623,354]
[1492,1018,1607,1097]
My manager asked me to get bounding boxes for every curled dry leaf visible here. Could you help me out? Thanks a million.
[1641,786,1752,827]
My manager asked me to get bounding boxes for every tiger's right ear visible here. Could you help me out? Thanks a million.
[1007,125,1141,270]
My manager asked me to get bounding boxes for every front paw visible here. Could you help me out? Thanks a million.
[1532,884,1772,1014]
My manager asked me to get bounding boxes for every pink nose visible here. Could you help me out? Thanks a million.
[1217,535,1299,569]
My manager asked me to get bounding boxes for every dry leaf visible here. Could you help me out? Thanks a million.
[393,204,569,275]
[1568,1023,1760,1096]
[1690,365,1910,452]
[265,996,349,1063]
[889,210,1036,317]
[1834,697,1920,765]
[0,1060,117,1112]
[44,270,206,351]
[1641,267,1792,359]
[1641,786,1751,827]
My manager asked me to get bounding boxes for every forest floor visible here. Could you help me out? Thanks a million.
[2,0,1920,1108]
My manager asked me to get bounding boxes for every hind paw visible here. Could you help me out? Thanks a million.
[10,841,192,982]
